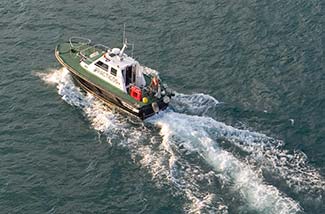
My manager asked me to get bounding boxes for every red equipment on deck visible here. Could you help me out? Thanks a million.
[130,86,142,101]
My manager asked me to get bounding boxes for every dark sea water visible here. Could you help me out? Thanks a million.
[1,0,324,213]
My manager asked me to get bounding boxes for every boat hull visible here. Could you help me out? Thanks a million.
[70,70,168,119]
[55,49,168,119]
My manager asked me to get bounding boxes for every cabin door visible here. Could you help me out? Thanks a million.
[125,66,135,86]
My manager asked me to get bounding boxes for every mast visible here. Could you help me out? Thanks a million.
[122,23,126,44]
[120,24,127,57]
[120,23,134,58]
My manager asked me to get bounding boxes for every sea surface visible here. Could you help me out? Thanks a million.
[1,0,324,213]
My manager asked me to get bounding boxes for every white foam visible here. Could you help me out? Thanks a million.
[170,92,325,200]
[171,92,219,116]
[37,68,225,213]
[150,112,302,213]
[36,68,70,85]
[232,138,325,198]
[37,68,325,213]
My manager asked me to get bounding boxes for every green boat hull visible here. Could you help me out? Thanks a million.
[55,42,169,119]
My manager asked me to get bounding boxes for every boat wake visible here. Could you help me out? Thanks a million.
[37,68,325,213]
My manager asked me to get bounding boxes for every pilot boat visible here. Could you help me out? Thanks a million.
[55,37,174,119]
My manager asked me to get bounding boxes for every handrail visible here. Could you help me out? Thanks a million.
[94,44,110,51]
[79,44,111,62]
[68,37,111,63]
[69,37,91,48]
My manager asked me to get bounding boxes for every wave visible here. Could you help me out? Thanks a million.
[37,68,226,213]
[36,68,324,213]
[148,112,302,213]
[170,92,220,116]
[169,91,325,211]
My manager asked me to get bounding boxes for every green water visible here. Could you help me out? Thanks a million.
[1,0,324,213]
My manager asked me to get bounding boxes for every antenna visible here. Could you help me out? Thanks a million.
[131,43,134,58]
[123,23,126,44]
[120,23,135,58]
[119,24,127,57]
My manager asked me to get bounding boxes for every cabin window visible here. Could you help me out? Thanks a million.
[111,67,117,76]
[95,61,108,71]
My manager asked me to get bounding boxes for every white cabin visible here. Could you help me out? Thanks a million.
[80,47,146,93]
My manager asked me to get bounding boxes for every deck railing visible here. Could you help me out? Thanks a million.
[69,37,112,63]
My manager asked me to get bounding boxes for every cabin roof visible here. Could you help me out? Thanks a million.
[105,54,136,69]
[96,47,137,70]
